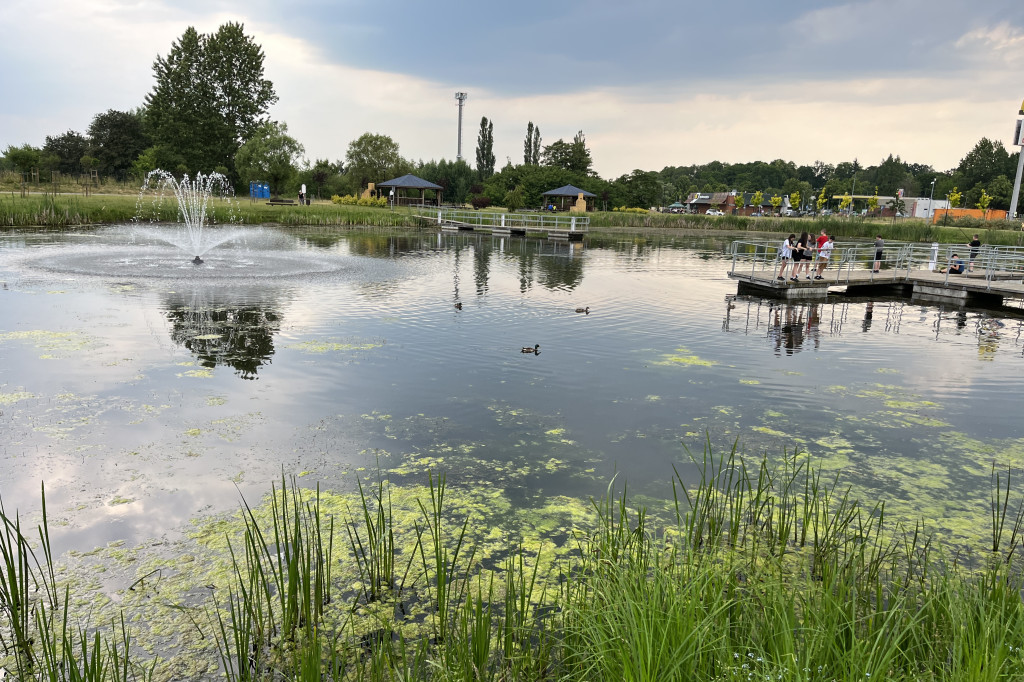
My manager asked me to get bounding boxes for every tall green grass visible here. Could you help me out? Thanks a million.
[4,449,1024,680]
[0,193,428,229]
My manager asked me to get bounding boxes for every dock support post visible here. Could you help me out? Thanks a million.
[929,242,938,271]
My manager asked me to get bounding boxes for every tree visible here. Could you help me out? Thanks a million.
[948,186,962,208]
[751,190,764,213]
[839,194,852,213]
[985,175,1014,210]
[503,184,525,212]
[523,122,541,165]
[145,23,277,178]
[868,188,880,214]
[475,117,495,180]
[789,191,801,212]
[816,188,827,212]
[769,195,783,215]
[957,138,1011,190]
[298,158,344,200]
[43,131,89,175]
[887,196,906,215]
[3,144,40,175]
[976,189,992,212]
[87,109,150,179]
[614,169,661,208]
[343,133,409,191]
[542,130,593,175]
[234,121,304,197]
[417,158,475,205]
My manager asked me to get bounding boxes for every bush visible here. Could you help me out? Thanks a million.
[612,206,651,214]
[470,195,492,210]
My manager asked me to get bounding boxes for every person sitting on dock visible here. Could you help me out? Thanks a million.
[947,254,965,275]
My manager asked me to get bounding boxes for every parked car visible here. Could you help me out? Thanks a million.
[705,208,724,216]
[782,208,796,217]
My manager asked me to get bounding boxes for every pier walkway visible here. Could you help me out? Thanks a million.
[728,239,1024,306]
[415,209,588,241]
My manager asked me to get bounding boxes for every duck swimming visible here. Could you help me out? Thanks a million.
[454,302,462,310]
[521,344,540,354]
[575,307,589,314]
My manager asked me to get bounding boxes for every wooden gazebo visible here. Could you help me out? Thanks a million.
[541,184,596,211]
[377,174,443,207]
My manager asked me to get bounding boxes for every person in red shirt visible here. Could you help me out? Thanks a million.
[815,228,828,251]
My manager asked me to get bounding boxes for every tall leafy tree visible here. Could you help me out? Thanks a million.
[144,23,277,178]
[3,144,41,175]
[523,122,541,165]
[343,133,410,191]
[956,138,1012,190]
[87,109,150,179]
[43,131,89,175]
[475,117,495,180]
[234,121,304,197]
[542,130,593,175]
[417,158,474,204]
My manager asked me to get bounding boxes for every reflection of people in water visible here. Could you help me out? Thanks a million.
[862,302,873,332]
[766,302,824,355]
[978,318,1005,361]
[956,310,967,330]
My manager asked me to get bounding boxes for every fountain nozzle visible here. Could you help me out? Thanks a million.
[192,256,204,265]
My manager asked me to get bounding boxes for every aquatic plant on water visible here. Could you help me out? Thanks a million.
[4,446,1024,680]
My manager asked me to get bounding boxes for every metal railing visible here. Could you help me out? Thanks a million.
[729,240,912,283]
[730,239,1024,290]
[428,209,589,232]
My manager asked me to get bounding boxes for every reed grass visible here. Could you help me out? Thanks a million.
[6,192,1024,246]
[5,447,1024,681]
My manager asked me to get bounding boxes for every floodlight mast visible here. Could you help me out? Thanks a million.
[455,92,468,161]
[1011,98,1024,220]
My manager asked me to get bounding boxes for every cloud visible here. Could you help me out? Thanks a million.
[2,0,1022,179]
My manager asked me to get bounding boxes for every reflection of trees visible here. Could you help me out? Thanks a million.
[163,288,284,380]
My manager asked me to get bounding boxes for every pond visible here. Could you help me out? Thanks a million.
[2,225,1024,556]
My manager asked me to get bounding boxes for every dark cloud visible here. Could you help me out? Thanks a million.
[241,0,1023,93]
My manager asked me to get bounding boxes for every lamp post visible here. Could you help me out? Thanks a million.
[928,178,936,221]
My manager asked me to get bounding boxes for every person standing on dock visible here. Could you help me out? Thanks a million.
[792,232,811,281]
[815,228,828,252]
[872,235,884,272]
[815,235,834,279]
[778,233,795,280]
[968,234,981,272]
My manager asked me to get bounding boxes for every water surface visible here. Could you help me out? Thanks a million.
[2,226,1023,553]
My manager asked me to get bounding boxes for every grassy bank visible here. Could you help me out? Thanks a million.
[3,448,1024,681]
[3,192,1024,246]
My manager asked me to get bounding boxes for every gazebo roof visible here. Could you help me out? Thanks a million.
[542,184,596,198]
[378,174,443,190]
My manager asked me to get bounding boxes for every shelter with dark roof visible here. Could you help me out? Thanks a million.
[541,184,596,211]
[377,174,444,207]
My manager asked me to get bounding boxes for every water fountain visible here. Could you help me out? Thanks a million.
[13,170,355,281]
[137,170,239,263]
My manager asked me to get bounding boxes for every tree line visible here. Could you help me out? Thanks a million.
[1,22,1021,212]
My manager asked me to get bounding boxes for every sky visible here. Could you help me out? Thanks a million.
[1,0,1023,179]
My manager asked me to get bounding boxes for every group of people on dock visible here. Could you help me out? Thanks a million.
[779,230,983,282]
[778,229,836,282]
[946,234,981,275]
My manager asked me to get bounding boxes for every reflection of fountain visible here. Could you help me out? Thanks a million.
[137,170,238,261]
[163,287,283,380]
